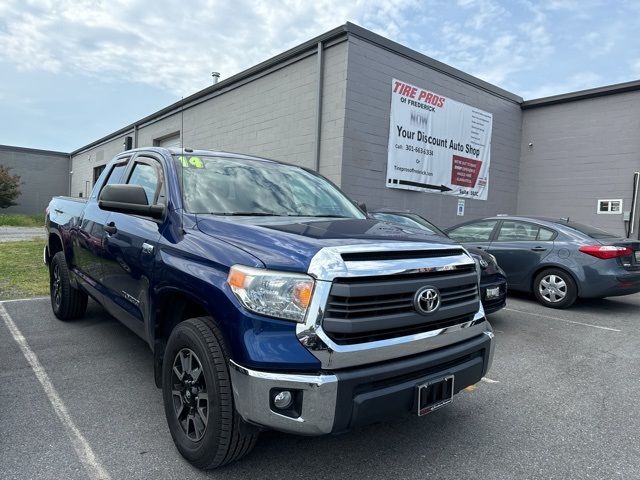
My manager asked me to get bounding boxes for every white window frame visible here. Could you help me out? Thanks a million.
[596,199,623,214]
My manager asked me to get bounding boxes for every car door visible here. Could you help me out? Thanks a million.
[447,220,499,251]
[100,154,167,340]
[71,159,129,300]
[486,220,556,289]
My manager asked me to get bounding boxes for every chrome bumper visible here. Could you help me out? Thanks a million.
[229,324,495,436]
[229,360,338,435]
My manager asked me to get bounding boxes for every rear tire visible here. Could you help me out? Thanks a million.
[162,316,259,469]
[49,251,88,320]
[533,268,577,309]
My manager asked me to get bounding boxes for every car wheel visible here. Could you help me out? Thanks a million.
[533,268,577,309]
[162,316,259,469]
[49,251,88,320]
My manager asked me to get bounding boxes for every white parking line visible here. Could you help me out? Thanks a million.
[1,296,49,303]
[481,377,500,384]
[504,307,621,332]
[0,303,112,480]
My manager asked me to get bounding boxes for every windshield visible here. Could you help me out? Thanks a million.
[371,212,446,236]
[174,155,365,218]
[559,221,618,239]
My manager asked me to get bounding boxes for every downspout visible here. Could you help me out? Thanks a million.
[313,41,324,172]
[629,171,639,239]
[133,124,139,148]
[68,155,72,196]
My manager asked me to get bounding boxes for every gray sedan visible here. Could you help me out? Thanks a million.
[446,216,640,308]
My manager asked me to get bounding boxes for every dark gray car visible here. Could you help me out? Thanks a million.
[446,216,640,308]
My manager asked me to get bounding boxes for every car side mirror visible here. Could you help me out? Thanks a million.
[98,184,165,220]
[357,202,368,214]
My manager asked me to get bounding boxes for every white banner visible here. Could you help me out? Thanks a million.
[386,78,493,200]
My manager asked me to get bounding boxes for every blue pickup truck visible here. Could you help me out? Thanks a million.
[45,147,495,469]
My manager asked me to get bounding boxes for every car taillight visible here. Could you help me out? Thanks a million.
[579,245,633,259]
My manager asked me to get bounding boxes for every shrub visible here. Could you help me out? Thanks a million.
[0,165,21,209]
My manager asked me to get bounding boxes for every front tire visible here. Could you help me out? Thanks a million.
[533,268,577,309]
[162,316,258,469]
[49,251,88,320]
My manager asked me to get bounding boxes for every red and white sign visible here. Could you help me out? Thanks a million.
[386,78,493,200]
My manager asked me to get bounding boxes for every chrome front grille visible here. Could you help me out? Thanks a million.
[322,268,480,345]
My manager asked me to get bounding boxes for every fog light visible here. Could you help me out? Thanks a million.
[273,390,293,409]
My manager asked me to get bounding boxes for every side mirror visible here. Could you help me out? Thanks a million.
[357,202,368,214]
[98,184,165,220]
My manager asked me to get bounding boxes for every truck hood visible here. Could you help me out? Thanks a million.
[195,215,456,272]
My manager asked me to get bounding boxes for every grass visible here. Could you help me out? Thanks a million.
[0,240,49,300]
[0,213,45,227]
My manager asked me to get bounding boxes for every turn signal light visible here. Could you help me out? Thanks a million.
[579,245,633,259]
[293,282,313,308]
[227,269,246,288]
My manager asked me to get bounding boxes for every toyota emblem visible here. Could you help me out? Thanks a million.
[414,286,441,315]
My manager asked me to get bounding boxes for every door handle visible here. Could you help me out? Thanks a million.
[474,246,486,250]
[531,246,547,252]
[104,222,117,235]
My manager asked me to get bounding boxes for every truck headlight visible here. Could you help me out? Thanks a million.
[227,265,314,323]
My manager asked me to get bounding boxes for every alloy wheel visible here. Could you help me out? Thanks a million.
[52,264,62,308]
[171,348,209,442]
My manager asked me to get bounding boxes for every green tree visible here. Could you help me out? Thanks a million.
[0,165,21,209]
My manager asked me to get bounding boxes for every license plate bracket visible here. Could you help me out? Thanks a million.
[417,375,454,416]
[635,251,640,263]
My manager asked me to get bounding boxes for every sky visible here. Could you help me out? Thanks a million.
[1,0,639,152]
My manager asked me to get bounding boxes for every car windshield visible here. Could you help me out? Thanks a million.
[371,212,445,236]
[559,221,618,239]
[174,155,365,218]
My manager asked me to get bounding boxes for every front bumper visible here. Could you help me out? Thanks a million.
[480,279,507,314]
[229,326,494,435]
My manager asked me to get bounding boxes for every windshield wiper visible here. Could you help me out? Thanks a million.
[208,212,353,218]
[286,214,352,218]
[209,212,280,216]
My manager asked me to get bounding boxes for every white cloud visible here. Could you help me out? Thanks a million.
[0,0,638,101]
[0,0,418,96]
[419,1,553,87]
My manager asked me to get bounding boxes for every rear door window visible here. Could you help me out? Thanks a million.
[496,221,556,242]
[537,228,556,241]
[497,221,538,241]
[448,220,498,242]
[92,159,129,199]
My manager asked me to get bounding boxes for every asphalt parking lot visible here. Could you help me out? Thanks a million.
[1,294,639,480]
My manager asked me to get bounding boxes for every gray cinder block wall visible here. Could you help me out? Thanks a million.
[339,29,524,229]
[64,23,640,236]
[71,36,349,194]
[0,145,70,214]
[68,24,526,229]
[519,90,640,237]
